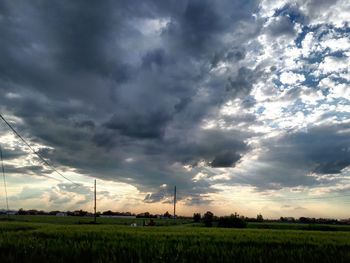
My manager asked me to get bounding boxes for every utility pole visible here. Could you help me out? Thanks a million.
[173,185,176,219]
[0,144,9,217]
[94,179,97,223]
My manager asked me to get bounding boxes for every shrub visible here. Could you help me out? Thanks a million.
[218,215,247,228]
[203,211,214,227]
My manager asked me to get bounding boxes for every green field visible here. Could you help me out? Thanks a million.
[1,216,350,263]
[0,215,193,226]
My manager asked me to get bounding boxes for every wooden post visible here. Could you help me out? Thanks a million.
[94,179,96,223]
[173,186,176,219]
[0,144,9,217]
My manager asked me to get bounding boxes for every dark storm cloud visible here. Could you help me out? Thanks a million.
[0,144,26,160]
[0,0,298,204]
[2,163,53,179]
[163,0,225,55]
[226,67,256,97]
[210,152,241,168]
[166,129,249,167]
[162,0,260,60]
[105,110,171,139]
[235,123,350,190]
[44,1,116,75]
[266,16,296,37]
[141,48,168,70]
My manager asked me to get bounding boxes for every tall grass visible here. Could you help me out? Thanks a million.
[0,222,350,262]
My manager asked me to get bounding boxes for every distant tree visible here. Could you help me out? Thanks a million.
[218,214,247,228]
[299,217,308,223]
[257,214,264,222]
[49,211,60,216]
[72,210,88,216]
[18,208,26,215]
[203,211,214,227]
[164,211,171,218]
[102,210,114,216]
[193,213,201,223]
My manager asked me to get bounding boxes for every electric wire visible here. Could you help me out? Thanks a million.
[0,113,81,186]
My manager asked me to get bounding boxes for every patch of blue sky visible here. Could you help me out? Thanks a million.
[321,110,350,122]
[295,26,309,48]
[316,25,350,44]
[255,106,265,115]
[332,25,350,35]
[281,99,321,117]
[328,51,348,58]
[330,76,350,85]
[334,97,350,106]
[273,77,285,91]
[273,4,306,24]
[264,121,280,130]
[302,49,330,64]
[302,74,320,88]
[296,24,349,51]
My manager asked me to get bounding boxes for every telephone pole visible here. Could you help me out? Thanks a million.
[94,179,97,223]
[0,144,9,217]
[173,185,176,219]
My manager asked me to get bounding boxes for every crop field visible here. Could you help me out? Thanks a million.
[0,215,193,226]
[1,216,350,263]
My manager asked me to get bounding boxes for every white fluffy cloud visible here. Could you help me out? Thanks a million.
[280,71,305,85]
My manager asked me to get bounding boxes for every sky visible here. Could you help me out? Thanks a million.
[0,0,349,219]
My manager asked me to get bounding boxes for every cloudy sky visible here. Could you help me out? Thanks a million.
[0,0,349,218]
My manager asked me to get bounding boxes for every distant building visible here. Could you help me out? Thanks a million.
[7,211,17,215]
[0,210,17,215]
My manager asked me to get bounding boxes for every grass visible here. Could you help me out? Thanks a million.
[0,215,192,226]
[0,216,350,262]
[247,222,350,231]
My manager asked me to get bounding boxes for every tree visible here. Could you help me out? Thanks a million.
[217,215,247,228]
[102,210,114,216]
[164,211,171,218]
[203,211,214,227]
[18,208,25,215]
[193,213,201,223]
[257,214,264,222]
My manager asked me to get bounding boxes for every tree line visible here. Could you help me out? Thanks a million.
[193,212,350,228]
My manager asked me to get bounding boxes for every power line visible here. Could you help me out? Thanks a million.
[0,144,9,212]
[0,113,80,186]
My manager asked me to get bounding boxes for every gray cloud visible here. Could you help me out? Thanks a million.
[235,123,350,190]
[0,0,349,209]
[266,16,296,37]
